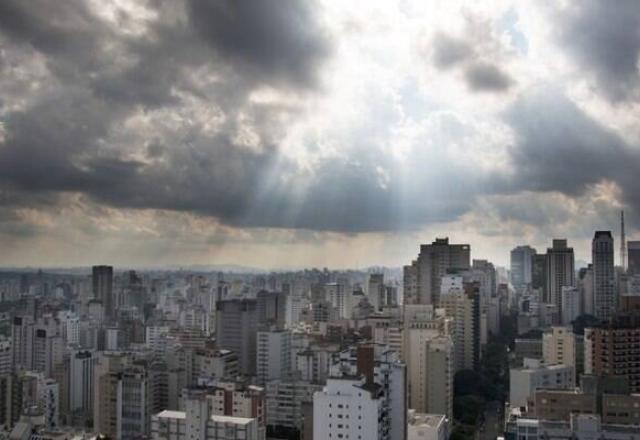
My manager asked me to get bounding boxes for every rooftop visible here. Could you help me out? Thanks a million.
[408,413,446,429]
[209,414,254,425]
[155,410,186,420]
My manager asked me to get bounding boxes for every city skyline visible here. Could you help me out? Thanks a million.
[2,2,640,268]
[4,2,640,440]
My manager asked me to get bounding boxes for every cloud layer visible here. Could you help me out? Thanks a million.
[1,0,639,267]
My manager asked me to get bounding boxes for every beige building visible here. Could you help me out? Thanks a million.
[543,326,577,378]
[402,306,453,419]
[407,411,448,440]
[404,238,470,306]
[601,394,640,425]
[533,389,597,421]
[440,287,480,371]
[532,389,640,426]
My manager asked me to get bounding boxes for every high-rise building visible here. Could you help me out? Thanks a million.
[419,336,454,420]
[324,283,349,318]
[578,266,594,316]
[0,337,11,375]
[216,299,258,376]
[511,246,536,288]
[405,238,470,306]
[92,266,114,320]
[471,259,497,297]
[256,329,291,384]
[402,305,453,417]
[542,327,577,379]
[561,287,582,325]
[314,344,407,440]
[68,350,96,419]
[545,240,575,313]
[403,264,419,305]
[592,231,616,321]
[256,290,287,330]
[585,315,640,393]
[440,284,480,371]
[265,379,321,438]
[531,253,547,294]
[95,363,150,439]
[368,273,385,311]
[313,377,383,440]
[628,241,640,275]
[0,373,21,431]
[11,316,32,372]
[21,372,60,429]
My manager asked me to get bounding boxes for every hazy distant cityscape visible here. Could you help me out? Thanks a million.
[2,213,640,439]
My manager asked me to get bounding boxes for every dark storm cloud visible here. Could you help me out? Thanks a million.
[430,30,514,93]
[465,62,513,92]
[501,88,640,224]
[557,1,640,101]
[431,33,473,69]
[0,0,335,234]
[187,0,331,88]
[0,0,102,57]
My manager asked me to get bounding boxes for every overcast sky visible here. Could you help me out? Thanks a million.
[1,0,639,269]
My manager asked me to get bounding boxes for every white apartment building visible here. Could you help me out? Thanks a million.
[152,410,260,440]
[313,377,382,440]
[323,345,407,440]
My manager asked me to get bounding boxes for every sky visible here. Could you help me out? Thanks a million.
[1,0,640,269]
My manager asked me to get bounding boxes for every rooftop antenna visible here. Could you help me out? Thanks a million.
[621,210,627,270]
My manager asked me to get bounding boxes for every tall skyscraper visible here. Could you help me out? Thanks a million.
[403,264,419,305]
[68,350,96,419]
[440,284,481,371]
[592,231,616,321]
[620,211,627,271]
[578,266,594,316]
[405,238,470,306]
[628,241,640,275]
[510,246,536,288]
[215,299,258,375]
[367,273,385,310]
[545,240,575,313]
[92,266,114,320]
[532,253,547,294]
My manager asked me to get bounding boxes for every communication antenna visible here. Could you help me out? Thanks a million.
[621,210,627,270]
